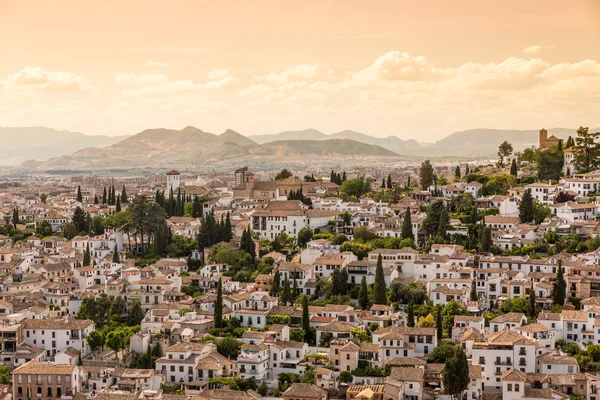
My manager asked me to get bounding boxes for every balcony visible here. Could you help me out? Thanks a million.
[519,349,527,355]
[494,360,511,365]
[494,370,502,376]
[519,361,527,366]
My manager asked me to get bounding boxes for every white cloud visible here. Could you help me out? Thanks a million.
[115,73,170,85]
[258,64,320,84]
[0,66,98,93]
[208,69,231,80]
[523,45,555,54]
[145,61,171,68]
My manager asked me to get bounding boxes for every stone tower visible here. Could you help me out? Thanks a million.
[166,170,181,198]
[539,128,548,149]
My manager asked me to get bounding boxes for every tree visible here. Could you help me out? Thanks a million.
[36,220,53,237]
[12,207,19,229]
[116,196,121,212]
[282,276,292,306]
[532,201,551,224]
[215,278,224,328]
[442,347,470,400]
[436,307,443,341]
[102,187,107,204]
[40,193,47,204]
[406,303,415,327]
[359,276,369,310]
[339,371,353,384]
[401,207,414,241]
[420,160,434,189]
[297,227,313,248]
[373,254,387,304]
[126,301,144,326]
[83,243,91,266]
[105,330,125,354]
[497,141,513,165]
[426,342,457,363]
[340,177,372,198]
[470,280,477,301]
[302,295,311,343]
[566,135,575,149]
[62,222,76,240]
[454,165,461,179]
[275,169,293,181]
[332,233,348,245]
[519,189,534,223]
[510,159,518,176]
[217,336,242,358]
[87,330,105,354]
[72,206,88,233]
[121,185,128,203]
[435,206,449,242]
[574,126,600,173]
[528,284,537,318]
[257,382,268,396]
[112,245,120,263]
[76,186,83,202]
[553,260,566,307]
[478,226,492,253]
[387,174,392,189]
[536,146,564,181]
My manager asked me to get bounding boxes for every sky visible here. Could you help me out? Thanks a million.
[0,0,599,141]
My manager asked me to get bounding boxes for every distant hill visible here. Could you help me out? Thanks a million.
[0,127,129,165]
[428,127,600,156]
[249,128,420,154]
[21,126,400,171]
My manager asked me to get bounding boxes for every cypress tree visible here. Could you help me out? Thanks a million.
[292,269,298,302]
[455,165,461,179]
[519,189,534,223]
[442,347,470,399]
[271,270,281,296]
[111,185,116,205]
[215,278,223,328]
[76,186,83,202]
[436,206,448,241]
[332,268,341,296]
[83,243,91,266]
[381,178,386,189]
[553,260,566,307]
[470,280,477,301]
[192,197,201,218]
[94,194,99,205]
[112,245,120,263]
[359,276,369,310]
[528,283,537,318]
[402,207,414,241]
[387,174,392,189]
[373,254,387,304]
[282,276,292,306]
[407,175,411,188]
[121,185,128,203]
[406,303,415,327]
[225,212,232,241]
[302,295,311,343]
[116,196,121,212]
[342,171,347,182]
[12,207,19,229]
[102,187,107,204]
[510,159,518,176]
[465,165,470,175]
[436,307,443,341]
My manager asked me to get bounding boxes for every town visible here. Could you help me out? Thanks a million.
[0,127,600,400]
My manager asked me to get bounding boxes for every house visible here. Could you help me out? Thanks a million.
[384,367,423,400]
[23,317,95,358]
[282,383,327,400]
[489,313,527,332]
[12,361,78,400]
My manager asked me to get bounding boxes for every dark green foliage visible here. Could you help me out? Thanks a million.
[116,196,121,212]
[121,185,128,203]
[510,159,518,176]
[76,185,83,202]
[390,281,428,305]
[387,174,392,189]
[426,341,457,363]
[215,278,224,328]
[402,207,414,241]
[574,126,600,173]
[297,227,313,247]
[470,280,477,301]
[359,276,369,310]
[536,146,564,181]
[373,254,387,304]
[455,165,461,178]
[282,275,292,306]
[126,301,145,326]
[216,336,242,359]
[406,303,415,327]
[442,347,470,398]
[102,187,107,204]
[420,160,435,189]
[519,189,533,223]
[112,245,120,263]
[553,260,566,306]
[36,220,53,237]
[302,295,312,344]
[436,307,443,341]
[275,168,293,180]
[83,243,91,266]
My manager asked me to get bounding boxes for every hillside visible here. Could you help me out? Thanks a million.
[20,127,400,171]
[0,127,129,165]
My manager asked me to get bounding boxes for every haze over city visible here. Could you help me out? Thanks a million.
[1,0,599,140]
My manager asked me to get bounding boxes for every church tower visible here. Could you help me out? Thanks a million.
[166,170,181,198]
[539,128,548,149]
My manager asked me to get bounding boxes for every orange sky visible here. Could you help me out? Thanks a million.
[0,0,599,140]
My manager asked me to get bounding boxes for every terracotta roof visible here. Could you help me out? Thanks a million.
[389,367,423,382]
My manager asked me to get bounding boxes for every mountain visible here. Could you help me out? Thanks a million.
[429,127,600,157]
[21,126,400,171]
[249,128,421,153]
[0,127,129,165]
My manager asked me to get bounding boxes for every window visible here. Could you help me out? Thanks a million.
[507,384,512,391]
[515,384,520,391]
[170,366,175,372]
[179,366,184,372]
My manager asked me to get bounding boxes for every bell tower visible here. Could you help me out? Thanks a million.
[539,128,548,149]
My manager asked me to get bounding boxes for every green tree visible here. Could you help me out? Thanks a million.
[470,280,477,301]
[373,254,387,304]
[297,227,313,247]
[553,260,566,307]
[387,174,392,189]
[406,303,415,327]
[83,243,91,266]
[436,307,443,341]
[91,216,104,235]
[340,177,372,198]
[72,206,88,233]
[126,301,144,326]
[574,126,600,173]
[11,208,19,229]
[282,275,292,306]
[62,222,76,240]
[36,220,53,237]
[359,276,369,310]
[420,160,435,189]
[121,185,128,203]
[339,371,353,384]
[76,185,83,202]
[257,382,268,396]
[102,187,107,204]
[105,330,125,354]
[455,165,461,179]
[116,196,121,212]
[87,330,105,354]
[532,201,552,224]
[536,146,564,181]
[0,366,11,384]
[217,336,242,358]
[112,245,120,263]
[302,295,311,343]
[442,347,470,399]
[401,207,414,241]
[215,278,224,328]
[510,159,518,176]
[275,168,293,180]
[497,141,513,165]
[519,189,534,223]
[528,284,537,318]
[40,193,47,204]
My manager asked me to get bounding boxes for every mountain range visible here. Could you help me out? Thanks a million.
[6,125,600,171]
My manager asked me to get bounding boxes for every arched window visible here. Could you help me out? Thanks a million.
[57,388,62,398]
[17,387,22,395]
[37,387,41,394]
[48,388,52,398]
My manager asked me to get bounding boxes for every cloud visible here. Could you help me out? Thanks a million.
[145,61,171,68]
[257,64,320,84]
[208,69,231,80]
[151,46,211,53]
[523,45,555,54]
[0,66,98,93]
[115,73,170,85]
